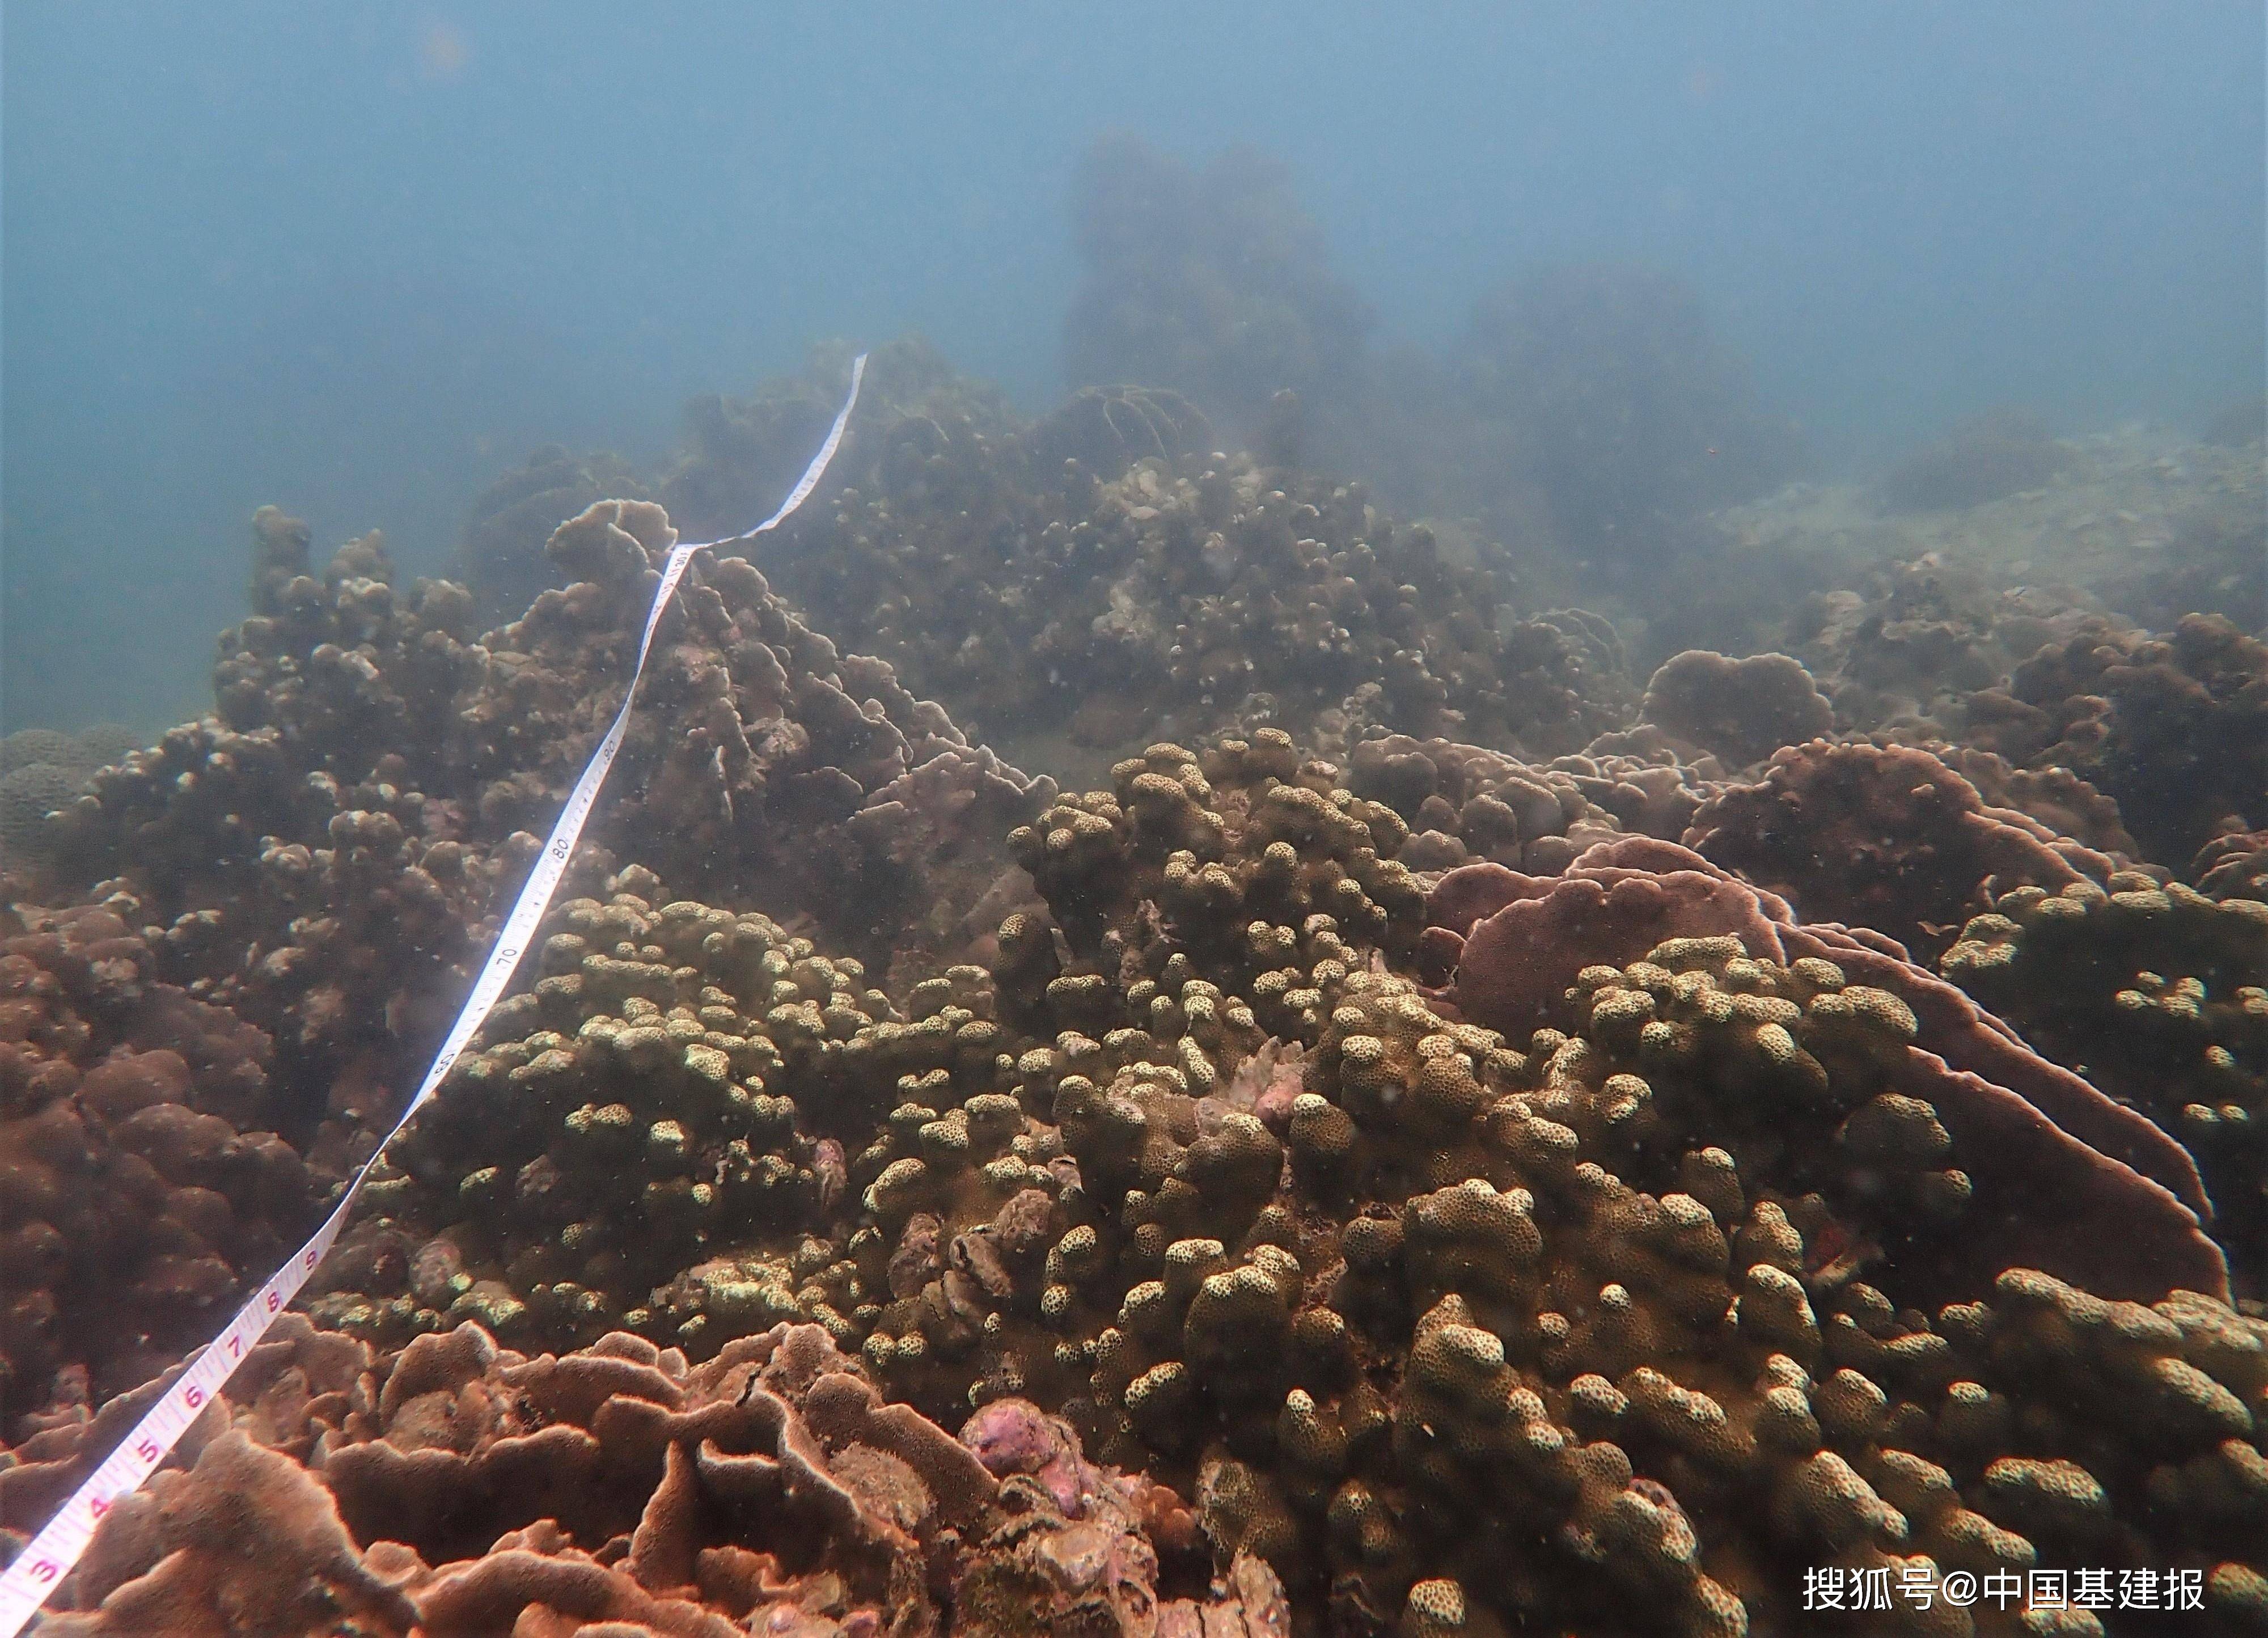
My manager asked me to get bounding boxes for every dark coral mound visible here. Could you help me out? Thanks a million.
[770,438,1632,765]
[1969,613,2267,866]
[1638,650,1834,771]
[1458,263,1814,553]
[1879,409,2072,514]
[1063,134,1374,443]
[1684,740,2113,961]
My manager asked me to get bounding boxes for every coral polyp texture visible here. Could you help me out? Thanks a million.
[1943,878,2267,1297]
[6,335,2267,1636]
[1683,738,2115,961]
[772,434,1632,767]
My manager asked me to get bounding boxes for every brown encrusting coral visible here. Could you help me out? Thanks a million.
[21,1315,1283,1636]
[0,899,316,1423]
[1683,739,2114,961]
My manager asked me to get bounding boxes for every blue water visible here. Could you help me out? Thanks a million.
[4,1,2261,732]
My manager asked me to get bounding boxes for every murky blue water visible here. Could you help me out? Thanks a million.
[3,2,2260,733]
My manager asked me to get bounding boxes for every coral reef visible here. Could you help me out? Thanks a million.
[2098,503,2267,632]
[3,492,1059,1424]
[0,763,83,875]
[1702,414,2262,715]
[769,441,1632,765]
[1684,740,2114,960]
[1935,746,2140,860]
[0,729,78,774]
[1050,138,1821,651]
[1033,385,1215,484]
[10,308,2268,1638]
[459,444,652,623]
[47,501,1052,1144]
[306,873,917,1355]
[1424,838,2220,1299]
[1969,613,2267,867]
[662,338,1026,548]
[0,898,316,1420]
[1944,879,2267,1294]
[1343,734,1627,874]
[1795,555,2117,737]
[794,755,2250,1636]
[22,1315,1279,1636]
[1637,650,1835,771]
[0,725,148,884]
[2195,828,2268,904]
[285,736,2265,1635]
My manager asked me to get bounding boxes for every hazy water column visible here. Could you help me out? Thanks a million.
[3,1,2258,731]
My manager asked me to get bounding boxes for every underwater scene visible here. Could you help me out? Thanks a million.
[1,7,2265,1636]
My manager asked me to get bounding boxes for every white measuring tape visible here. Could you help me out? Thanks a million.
[0,357,868,1636]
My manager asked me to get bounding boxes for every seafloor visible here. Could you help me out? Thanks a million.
[1,340,2263,1637]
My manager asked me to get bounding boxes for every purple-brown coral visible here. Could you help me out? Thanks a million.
[1683,738,2113,960]
[1426,837,2223,1305]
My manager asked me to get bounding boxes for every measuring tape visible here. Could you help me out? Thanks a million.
[0,355,868,1636]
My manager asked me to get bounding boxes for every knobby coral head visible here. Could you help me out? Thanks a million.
[1424,837,2227,1307]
